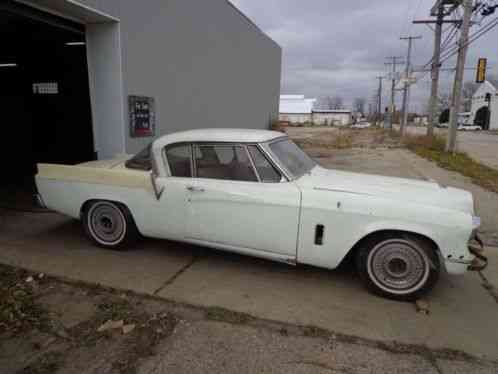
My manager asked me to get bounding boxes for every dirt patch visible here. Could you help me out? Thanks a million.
[0,266,50,336]
[284,126,402,151]
[0,264,179,374]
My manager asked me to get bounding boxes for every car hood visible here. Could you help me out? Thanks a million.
[296,166,474,214]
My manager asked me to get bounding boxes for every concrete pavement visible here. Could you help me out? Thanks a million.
[1,148,497,360]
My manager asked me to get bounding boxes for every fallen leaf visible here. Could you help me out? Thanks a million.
[122,324,136,334]
[97,320,124,332]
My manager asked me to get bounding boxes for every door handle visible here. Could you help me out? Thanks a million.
[186,185,205,192]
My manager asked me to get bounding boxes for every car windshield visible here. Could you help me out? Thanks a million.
[268,138,316,178]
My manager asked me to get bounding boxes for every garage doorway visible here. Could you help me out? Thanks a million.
[475,106,491,130]
[0,2,94,209]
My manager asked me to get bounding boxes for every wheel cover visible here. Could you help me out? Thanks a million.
[367,239,430,295]
[88,202,126,245]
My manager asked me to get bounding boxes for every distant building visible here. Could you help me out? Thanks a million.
[312,109,353,126]
[279,95,352,126]
[279,95,316,124]
[470,80,498,130]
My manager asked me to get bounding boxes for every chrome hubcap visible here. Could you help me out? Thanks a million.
[89,203,125,244]
[368,240,430,294]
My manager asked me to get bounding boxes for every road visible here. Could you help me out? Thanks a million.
[403,126,498,170]
[1,147,497,363]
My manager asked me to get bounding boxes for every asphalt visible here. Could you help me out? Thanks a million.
[1,148,497,361]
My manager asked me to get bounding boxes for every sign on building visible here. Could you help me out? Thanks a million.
[476,58,487,83]
[129,96,155,138]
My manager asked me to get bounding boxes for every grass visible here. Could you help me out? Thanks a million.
[403,133,498,193]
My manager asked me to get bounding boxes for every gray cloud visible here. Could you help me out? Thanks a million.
[231,0,498,113]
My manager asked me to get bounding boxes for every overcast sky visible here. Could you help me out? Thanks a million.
[230,0,498,113]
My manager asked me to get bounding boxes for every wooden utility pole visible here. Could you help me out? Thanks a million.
[447,0,473,153]
[385,57,404,129]
[427,5,444,137]
[414,1,469,137]
[400,36,422,136]
[376,76,384,125]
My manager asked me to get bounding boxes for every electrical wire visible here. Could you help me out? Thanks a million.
[415,15,498,82]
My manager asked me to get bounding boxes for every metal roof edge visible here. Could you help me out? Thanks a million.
[225,0,281,49]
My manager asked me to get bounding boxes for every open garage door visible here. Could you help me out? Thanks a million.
[475,106,491,130]
[0,1,94,209]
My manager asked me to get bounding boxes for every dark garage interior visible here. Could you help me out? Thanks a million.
[0,2,94,208]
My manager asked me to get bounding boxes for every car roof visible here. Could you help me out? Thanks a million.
[153,128,287,148]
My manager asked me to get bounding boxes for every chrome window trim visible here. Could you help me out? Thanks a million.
[245,145,262,182]
[192,143,260,183]
[161,138,292,183]
[259,141,294,181]
[263,137,316,180]
[162,142,194,178]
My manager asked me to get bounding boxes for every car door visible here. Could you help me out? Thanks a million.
[148,143,194,240]
[185,143,301,257]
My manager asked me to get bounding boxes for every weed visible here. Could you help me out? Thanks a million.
[205,306,253,324]
[403,134,498,193]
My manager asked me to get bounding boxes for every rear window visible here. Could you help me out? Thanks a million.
[125,144,152,171]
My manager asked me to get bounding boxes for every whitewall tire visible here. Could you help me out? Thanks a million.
[83,200,139,250]
[356,235,440,301]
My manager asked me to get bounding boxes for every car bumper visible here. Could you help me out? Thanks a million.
[445,233,487,273]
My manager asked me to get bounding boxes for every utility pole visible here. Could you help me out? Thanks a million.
[385,57,404,130]
[376,76,384,125]
[427,4,443,137]
[413,1,469,137]
[447,0,473,153]
[400,36,422,136]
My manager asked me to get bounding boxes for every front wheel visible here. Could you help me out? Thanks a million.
[356,235,440,301]
[83,200,139,250]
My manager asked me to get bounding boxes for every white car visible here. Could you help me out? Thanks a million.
[35,129,486,301]
[351,121,371,129]
[458,123,482,131]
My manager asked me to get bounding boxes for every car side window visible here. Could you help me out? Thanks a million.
[194,145,258,182]
[165,144,192,177]
[247,145,282,183]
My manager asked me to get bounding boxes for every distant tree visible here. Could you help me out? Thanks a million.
[323,96,344,110]
[353,97,367,115]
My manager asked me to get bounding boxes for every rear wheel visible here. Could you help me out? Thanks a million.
[83,200,138,250]
[356,235,440,301]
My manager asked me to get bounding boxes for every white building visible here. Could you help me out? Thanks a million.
[470,80,498,130]
[279,95,316,124]
[279,95,353,126]
[312,109,353,126]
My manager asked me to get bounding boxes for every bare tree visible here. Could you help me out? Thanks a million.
[322,96,344,110]
[353,97,366,115]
